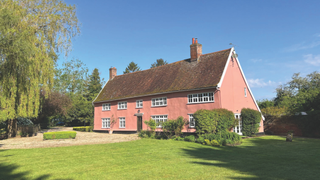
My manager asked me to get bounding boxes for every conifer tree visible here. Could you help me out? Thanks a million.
[123,62,141,74]
[150,58,168,68]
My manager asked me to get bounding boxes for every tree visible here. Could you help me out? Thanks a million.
[123,62,141,74]
[150,58,168,68]
[274,72,320,114]
[86,68,104,101]
[0,0,80,137]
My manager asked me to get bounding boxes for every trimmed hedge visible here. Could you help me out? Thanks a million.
[201,131,242,145]
[73,126,92,132]
[241,108,261,136]
[43,131,77,140]
[194,108,237,134]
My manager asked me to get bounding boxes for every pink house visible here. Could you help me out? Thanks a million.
[93,38,264,135]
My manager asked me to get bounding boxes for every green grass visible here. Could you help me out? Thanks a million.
[1,136,320,180]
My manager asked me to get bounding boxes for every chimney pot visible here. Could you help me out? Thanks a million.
[192,38,195,44]
[109,67,117,80]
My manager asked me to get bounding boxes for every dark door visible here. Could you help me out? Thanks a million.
[137,116,142,132]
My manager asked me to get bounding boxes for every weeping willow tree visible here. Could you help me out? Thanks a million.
[0,0,80,136]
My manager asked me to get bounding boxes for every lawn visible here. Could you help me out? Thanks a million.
[0,136,320,180]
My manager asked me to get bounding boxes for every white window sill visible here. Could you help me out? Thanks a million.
[136,107,143,109]
[117,109,127,110]
[119,127,126,129]
[102,127,110,129]
[151,105,167,108]
[102,110,110,111]
[187,101,214,105]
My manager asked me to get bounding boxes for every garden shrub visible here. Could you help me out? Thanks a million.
[194,109,218,134]
[204,139,211,145]
[210,140,220,146]
[138,130,155,138]
[196,137,205,144]
[194,109,237,134]
[73,126,92,132]
[162,116,187,138]
[184,135,195,142]
[43,131,76,140]
[241,108,262,136]
[201,131,242,145]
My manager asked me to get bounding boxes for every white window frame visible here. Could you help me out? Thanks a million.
[151,115,168,128]
[102,118,110,128]
[136,100,143,108]
[188,92,214,104]
[189,114,195,128]
[233,113,242,135]
[151,97,167,107]
[118,101,127,110]
[102,103,110,111]
[119,117,125,128]
[244,87,247,97]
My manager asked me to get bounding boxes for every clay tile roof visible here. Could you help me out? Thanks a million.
[93,48,232,103]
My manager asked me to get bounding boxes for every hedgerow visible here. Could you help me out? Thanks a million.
[43,131,76,140]
[73,126,92,132]
[241,108,261,136]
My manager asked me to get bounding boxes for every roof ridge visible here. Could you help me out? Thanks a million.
[200,48,232,56]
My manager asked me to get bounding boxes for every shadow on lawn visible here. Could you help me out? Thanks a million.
[0,150,73,180]
[182,137,320,180]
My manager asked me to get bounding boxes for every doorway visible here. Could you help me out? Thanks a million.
[137,116,142,132]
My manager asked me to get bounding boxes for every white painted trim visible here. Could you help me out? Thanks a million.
[216,47,234,88]
[92,79,109,106]
[151,97,167,107]
[232,49,265,121]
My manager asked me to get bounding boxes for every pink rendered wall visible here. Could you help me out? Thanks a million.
[219,55,264,132]
[94,88,222,132]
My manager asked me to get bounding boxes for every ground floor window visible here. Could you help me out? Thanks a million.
[233,113,242,135]
[119,117,125,128]
[151,115,168,128]
[102,118,110,128]
[189,114,195,128]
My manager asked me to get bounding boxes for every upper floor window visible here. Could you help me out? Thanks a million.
[244,87,247,97]
[188,92,214,104]
[102,103,110,111]
[189,114,195,128]
[151,97,167,107]
[118,102,127,109]
[102,118,110,128]
[151,115,168,128]
[136,100,143,108]
[119,117,126,128]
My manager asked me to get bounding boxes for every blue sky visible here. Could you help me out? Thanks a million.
[62,0,320,100]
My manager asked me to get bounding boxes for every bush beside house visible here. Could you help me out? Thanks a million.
[241,108,261,136]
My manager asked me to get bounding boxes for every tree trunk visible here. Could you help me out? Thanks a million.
[7,119,17,138]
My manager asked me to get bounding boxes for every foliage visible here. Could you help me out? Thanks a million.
[260,106,288,117]
[194,109,237,134]
[241,108,261,136]
[162,116,187,138]
[184,135,195,142]
[201,132,242,145]
[193,109,218,134]
[196,136,205,144]
[274,72,320,114]
[150,58,168,68]
[138,130,155,138]
[257,99,275,109]
[73,126,92,132]
[16,117,33,126]
[43,131,76,140]
[144,118,156,132]
[85,68,104,101]
[0,0,80,123]
[210,140,221,146]
[123,61,141,74]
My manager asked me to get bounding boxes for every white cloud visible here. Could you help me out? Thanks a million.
[247,79,278,88]
[250,59,262,63]
[284,41,320,52]
[304,54,320,66]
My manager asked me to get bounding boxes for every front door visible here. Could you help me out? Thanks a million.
[233,113,242,135]
[137,116,142,132]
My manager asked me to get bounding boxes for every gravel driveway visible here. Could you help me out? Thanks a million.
[0,127,139,149]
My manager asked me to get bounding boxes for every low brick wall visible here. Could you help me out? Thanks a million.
[264,115,303,136]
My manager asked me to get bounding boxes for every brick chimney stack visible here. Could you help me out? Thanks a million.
[109,67,117,80]
[190,38,202,62]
